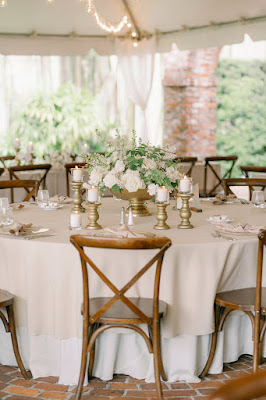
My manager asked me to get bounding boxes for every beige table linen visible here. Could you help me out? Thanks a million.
[0,198,265,340]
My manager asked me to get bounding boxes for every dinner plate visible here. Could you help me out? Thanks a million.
[207,216,234,223]
[41,205,63,210]
[86,231,156,238]
[0,225,53,237]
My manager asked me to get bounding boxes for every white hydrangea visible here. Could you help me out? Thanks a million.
[147,183,158,196]
[166,166,180,181]
[114,160,125,173]
[143,158,157,170]
[121,170,145,192]
[89,167,104,186]
[103,171,120,188]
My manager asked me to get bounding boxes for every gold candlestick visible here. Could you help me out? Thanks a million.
[86,202,102,230]
[29,153,34,165]
[153,203,170,230]
[177,193,194,229]
[15,148,20,166]
[71,181,86,213]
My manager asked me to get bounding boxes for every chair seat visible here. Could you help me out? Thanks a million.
[85,297,167,324]
[216,287,266,312]
[0,289,14,308]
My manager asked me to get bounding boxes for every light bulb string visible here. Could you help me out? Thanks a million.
[87,0,128,33]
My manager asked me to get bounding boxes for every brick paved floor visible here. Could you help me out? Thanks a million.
[0,355,264,400]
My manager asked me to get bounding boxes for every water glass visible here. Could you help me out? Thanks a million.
[0,197,9,208]
[0,207,14,226]
[37,190,49,207]
[251,190,264,207]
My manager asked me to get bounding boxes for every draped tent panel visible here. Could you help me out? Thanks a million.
[1,0,266,56]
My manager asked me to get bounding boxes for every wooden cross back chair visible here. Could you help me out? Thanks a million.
[0,290,31,379]
[0,180,39,202]
[64,162,86,197]
[0,167,4,177]
[176,157,198,177]
[70,235,172,400]
[200,230,266,378]
[240,166,266,200]
[204,156,238,197]
[223,178,266,201]
[208,370,266,400]
[8,164,51,202]
[0,155,15,169]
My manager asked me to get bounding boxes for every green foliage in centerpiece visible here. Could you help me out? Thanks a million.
[84,131,181,195]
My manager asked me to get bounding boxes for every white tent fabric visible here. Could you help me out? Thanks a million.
[117,37,155,142]
[1,0,266,55]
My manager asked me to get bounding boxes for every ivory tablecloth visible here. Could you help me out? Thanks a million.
[0,198,265,383]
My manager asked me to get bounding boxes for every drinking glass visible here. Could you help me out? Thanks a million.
[0,197,9,208]
[0,207,14,226]
[251,190,264,207]
[37,190,49,207]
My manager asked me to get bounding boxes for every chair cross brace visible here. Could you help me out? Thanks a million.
[206,159,237,196]
[77,244,168,325]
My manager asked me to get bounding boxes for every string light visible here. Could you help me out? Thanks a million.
[87,0,129,33]
[0,0,7,7]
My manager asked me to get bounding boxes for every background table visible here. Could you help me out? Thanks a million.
[0,199,264,384]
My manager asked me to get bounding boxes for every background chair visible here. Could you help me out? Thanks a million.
[0,155,16,169]
[208,370,266,400]
[240,166,266,199]
[70,235,172,400]
[0,167,4,177]
[64,162,86,197]
[8,164,51,202]
[223,178,266,201]
[0,289,31,379]
[204,156,238,197]
[200,230,266,378]
[175,157,198,177]
[0,180,39,202]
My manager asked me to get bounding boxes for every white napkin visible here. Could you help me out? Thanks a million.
[9,222,33,236]
[213,194,236,205]
[10,203,24,210]
[49,195,72,204]
[103,224,145,238]
[212,222,266,235]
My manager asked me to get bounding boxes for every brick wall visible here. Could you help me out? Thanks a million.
[163,46,220,159]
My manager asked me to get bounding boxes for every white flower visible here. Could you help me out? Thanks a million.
[89,167,104,186]
[143,158,157,170]
[166,166,180,181]
[114,160,125,173]
[103,171,120,188]
[121,170,145,192]
[147,183,158,196]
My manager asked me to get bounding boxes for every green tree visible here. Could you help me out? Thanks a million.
[217,59,266,176]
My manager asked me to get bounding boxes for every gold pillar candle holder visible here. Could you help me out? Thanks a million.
[28,153,34,165]
[177,193,194,229]
[15,148,20,166]
[71,181,86,213]
[86,202,102,230]
[153,202,170,230]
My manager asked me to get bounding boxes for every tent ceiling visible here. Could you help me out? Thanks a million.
[1,0,266,55]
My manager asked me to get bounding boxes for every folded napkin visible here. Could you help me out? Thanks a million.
[212,222,266,235]
[10,203,24,210]
[49,195,72,204]
[9,222,33,236]
[103,224,146,238]
[213,194,236,205]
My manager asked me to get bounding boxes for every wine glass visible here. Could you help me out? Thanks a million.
[251,190,264,207]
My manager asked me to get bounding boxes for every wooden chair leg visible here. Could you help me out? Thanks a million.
[75,322,89,400]
[88,324,98,379]
[158,320,167,381]
[199,331,218,378]
[6,305,31,380]
[153,321,164,400]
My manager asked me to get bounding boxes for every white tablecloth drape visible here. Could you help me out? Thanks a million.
[0,199,264,383]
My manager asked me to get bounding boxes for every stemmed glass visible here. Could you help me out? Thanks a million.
[251,190,265,207]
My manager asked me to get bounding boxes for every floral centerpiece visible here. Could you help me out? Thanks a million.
[84,131,182,216]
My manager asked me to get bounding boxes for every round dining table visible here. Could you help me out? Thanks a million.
[0,197,265,384]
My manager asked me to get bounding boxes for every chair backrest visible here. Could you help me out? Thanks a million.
[174,157,198,177]
[0,155,15,169]
[64,162,86,197]
[204,155,238,197]
[0,180,39,202]
[0,168,4,177]
[222,178,266,201]
[70,235,172,325]
[208,370,266,400]
[240,165,266,178]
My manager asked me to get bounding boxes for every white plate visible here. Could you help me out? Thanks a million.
[87,231,156,239]
[207,216,234,223]
[41,205,63,210]
[0,225,52,236]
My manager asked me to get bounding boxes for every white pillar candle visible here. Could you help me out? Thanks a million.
[157,186,168,202]
[87,187,99,203]
[14,138,21,149]
[72,166,83,182]
[83,143,89,154]
[27,142,34,153]
[70,212,82,228]
[180,176,191,193]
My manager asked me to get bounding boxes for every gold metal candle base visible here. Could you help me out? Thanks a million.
[154,203,170,230]
[86,203,102,230]
[71,181,86,213]
[28,154,34,165]
[15,148,20,166]
[178,193,194,229]
[126,199,151,217]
